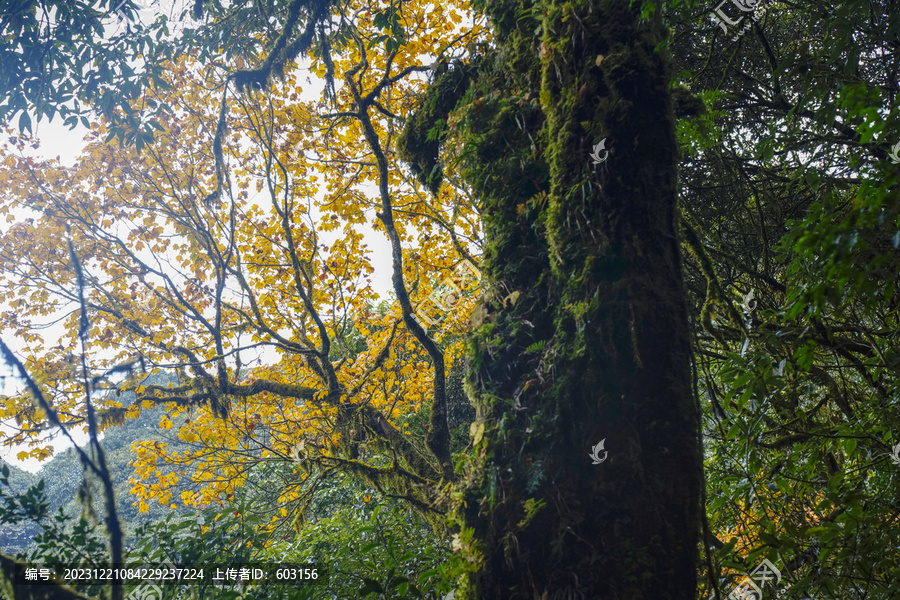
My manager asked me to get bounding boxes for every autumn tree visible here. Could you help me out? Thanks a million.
[2,0,488,588]
[0,1,886,599]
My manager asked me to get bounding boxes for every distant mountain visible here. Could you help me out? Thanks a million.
[0,460,40,551]
[0,371,203,555]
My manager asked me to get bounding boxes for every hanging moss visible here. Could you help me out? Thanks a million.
[396,60,477,195]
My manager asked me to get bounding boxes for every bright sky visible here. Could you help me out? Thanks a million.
[0,15,399,473]
[2,109,397,473]
[0,118,98,474]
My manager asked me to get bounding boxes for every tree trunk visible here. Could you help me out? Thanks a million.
[450,0,702,598]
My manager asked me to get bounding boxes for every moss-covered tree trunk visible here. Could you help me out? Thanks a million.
[447,0,702,597]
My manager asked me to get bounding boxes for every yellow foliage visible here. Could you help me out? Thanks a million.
[0,0,488,519]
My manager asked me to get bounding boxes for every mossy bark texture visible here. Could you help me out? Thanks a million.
[446,0,702,598]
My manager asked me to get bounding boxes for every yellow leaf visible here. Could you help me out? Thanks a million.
[470,421,485,446]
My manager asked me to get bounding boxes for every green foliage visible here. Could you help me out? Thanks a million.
[667,0,900,595]
[368,6,408,54]
[123,502,306,600]
[262,486,458,600]
[0,474,48,532]
[0,472,108,597]
[0,461,39,551]
[0,0,173,149]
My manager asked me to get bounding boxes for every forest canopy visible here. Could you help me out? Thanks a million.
[0,0,899,599]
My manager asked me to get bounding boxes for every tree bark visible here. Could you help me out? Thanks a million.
[449,0,703,598]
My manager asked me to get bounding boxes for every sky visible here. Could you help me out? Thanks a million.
[0,54,398,476]
[0,118,99,474]
[2,110,397,472]
[0,0,471,476]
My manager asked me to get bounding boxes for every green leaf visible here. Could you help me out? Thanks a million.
[417,569,438,583]
[360,578,384,594]
[803,169,819,188]
[18,111,32,133]
[827,471,844,492]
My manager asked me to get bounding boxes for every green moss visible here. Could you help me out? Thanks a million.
[430,0,700,596]
[396,60,476,195]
